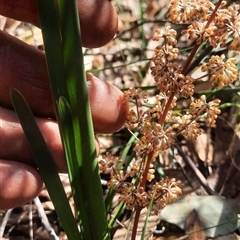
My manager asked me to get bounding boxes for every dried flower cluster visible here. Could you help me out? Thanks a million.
[201,55,238,88]
[168,0,240,51]
[99,0,239,218]
[99,153,182,214]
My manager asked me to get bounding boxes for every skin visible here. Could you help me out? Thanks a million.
[0,31,128,133]
[0,1,128,210]
[0,0,118,48]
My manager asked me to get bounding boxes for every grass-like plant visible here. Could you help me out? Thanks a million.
[12,0,109,239]
[98,0,239,239]
[10,0,240,239]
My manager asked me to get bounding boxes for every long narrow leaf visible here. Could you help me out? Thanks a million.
[36,0,110,239]
[11,89,81,240]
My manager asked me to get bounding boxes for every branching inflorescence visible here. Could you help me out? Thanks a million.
[99,0,239,237]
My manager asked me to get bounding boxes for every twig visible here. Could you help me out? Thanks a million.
[0,208,13,238]
[29,201,33,240]
[33,197,59,240]
[115,19,167,39]
[175,141,216,195]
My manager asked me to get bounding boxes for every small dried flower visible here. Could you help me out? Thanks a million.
[172,115,202,139]
[135,187,150,208]
[151,61,194,97]
[124,87,148,107]
[126,109,142,130]
[153,44,179,62]
[148,177,183,215]
[182,121,202,140]
[149,102,163,119]
[147,167,155,182]
[98,152,122,173]
[152,26,177,46]
[149,93,176,121]
[189,95,208,116]
[167,0,198,23]
[229,37,240,51]
[181,21,216,45]
[161,177,183,204]
[108,170,126,190]
[213,5,240,48]
[199,0,216,20]
[189,95,221,127]
[167,0,214,23]
[201,54,238,88]
[119,183,136,210]
[134,122,176,157]
[179,75,195,98]
[127,159,143,178]
[206,99,221,126]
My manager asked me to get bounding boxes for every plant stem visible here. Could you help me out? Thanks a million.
[205,0,223,29]
[131,206,142,240]
[182,0,223,75]
[131,151,154,240]
[159,0,223,128]
[140,151,154,188]
[159,93,175,125]
[182,42,201,75]
[130,2,224,239]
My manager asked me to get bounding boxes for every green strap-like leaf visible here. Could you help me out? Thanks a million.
[11,89,81,240]
[36,0,110,239]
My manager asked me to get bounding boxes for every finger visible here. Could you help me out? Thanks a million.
[0,0,39,26]
[0,30,54,118]
[0,160,43,210]
[0,106,67,171]
[0,106,100,170]
[86,73,129,133]
[0,0,118,48]
[0,31,128,133]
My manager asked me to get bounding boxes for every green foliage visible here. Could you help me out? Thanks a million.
[13,0,110,239]
[11,89,81,239]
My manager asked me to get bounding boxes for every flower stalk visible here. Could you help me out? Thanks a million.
[99,0,239,239]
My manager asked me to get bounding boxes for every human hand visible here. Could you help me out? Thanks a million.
[0,0,128,210]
